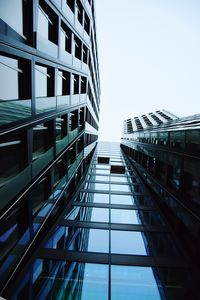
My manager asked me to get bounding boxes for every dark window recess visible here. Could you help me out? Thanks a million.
[83,45,88,64]
[67,0,75,12]
[0,53,31,100]
[0,0,33,45]
[56,114,68,141]
[61,21,72,53]
[77,135,84,154]
[53,159,66,187]
[183,170,200,206]
[32,120,53,160]
[168,165,181,191]
[74,36,82,60]
[110,165,125,174]
[98,157,110,164]
[39,0,58,45]
[69,110,78,131]
[31,175,50,216]
[84,13,90,35]
[81,77,87,94]
[79,107,85,130]
[68,146,76,166]
[0,132,27,187]
[35,63,54,97]
[73,74,79,94]
[76,0,83,24]
[57,70,70,96]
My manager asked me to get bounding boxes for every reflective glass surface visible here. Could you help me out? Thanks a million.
[92,193,109,204]
[111,194,135,205]
[87,229,109,253]
[110,176,128,183]
[111,265,161,300]
[111,209,140,224]
[80,263,108,300]
[111,184,131,192]
[90,208,109,222]
[111,230,147,255]
[93,183,109,191]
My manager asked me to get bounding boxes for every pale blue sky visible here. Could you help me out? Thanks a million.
[95,0,200,141]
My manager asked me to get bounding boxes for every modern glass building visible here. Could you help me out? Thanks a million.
[0,0,100,297]
[0,1,199,299]
[121,111,200,276]
[0,142,197,299]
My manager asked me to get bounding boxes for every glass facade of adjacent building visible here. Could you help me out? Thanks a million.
[3,142,197,299]
[0,0,100,297]
[121,112,200,283]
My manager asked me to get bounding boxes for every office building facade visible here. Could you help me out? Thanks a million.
[121,111,200,268]
[1,142,198,299]
[0,0,100,296]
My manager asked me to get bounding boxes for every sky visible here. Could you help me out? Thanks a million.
[95,0,200,141]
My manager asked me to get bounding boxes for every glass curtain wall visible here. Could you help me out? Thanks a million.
[10,142,197,299]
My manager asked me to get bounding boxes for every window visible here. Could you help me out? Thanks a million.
[111,194,134,205]
[72,74,79,94]
[32,176,50,216]
[57,70,70,96]
[38,1,58,45]
[32,121,53,160]
[67,0,75,13]
[53,158,65,187]
[74,36,82,60]
[76,0,83,25]
[69,110,78,131]
[0,54,31,100]
[89,207,109,222]
[111,266,161,300]
[55,115,67,141]
[83,44,88,64]
[0,132,27,187]
[111,230,147,255]
[0,0,32,42]
[84,13,90,35]
[81,76,87,94]
[35,64,54,98]
[60,22,72,54]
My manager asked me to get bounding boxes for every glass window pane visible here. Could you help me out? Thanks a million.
[111,195,135,205]
[111,184,131,192]
[110,176,128,183]
[95,170,110,174]
[80,263,108,300]
[0,0,23,36]
[38,7,49,40]
[94,175,110,181]
[93,183,109,191]
[90,208,109,222]
[90,193,109,204]
[87,229,109,253]
[0,56,18,100]
[111,230,147,255]
[35,65,48,98]
[57,71,63,95]
[111,265,161,300]
[111,209,139,224]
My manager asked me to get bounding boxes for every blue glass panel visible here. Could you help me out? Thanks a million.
[111,184,130,192]
[80,263,108,300]
[92,193,109,204]
[87,229,109,253]
[111,194,134,205]
[111,209,139,224]
[111,265,161,300]
[90,208,109,222]
[111,230,147,255]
